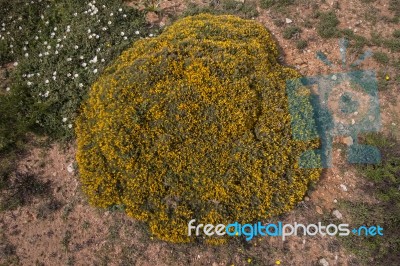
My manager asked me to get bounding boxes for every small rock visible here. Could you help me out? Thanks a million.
[67,163,74,174]
[340,184,348,192]
[351,119,355,125]
[333,198,338,203]
[331,75,337,81]
[316,205,323,214]
[304,196,310,201]
[343,136,353,146]
[319,258,329,266]
[285,18,293,24]
[332,209,343,219]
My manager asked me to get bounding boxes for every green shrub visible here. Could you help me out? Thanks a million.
[283,26,301,39]
[393,29,400,38]
[76,14,321,244]
[340,133,400,264]
[317,11,340,38]
[372,52,390,64]
[0,0,153,140]
[296,39,308,50]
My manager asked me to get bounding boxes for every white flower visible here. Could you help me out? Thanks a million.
[6,87,10,92]
[44,52,49,56]
[52,76,56,81]
[88,29,91,34]
[110,12,113,16]
[23,46,27,51]
[90,55,98,63]
[53,71,57,76]
[55,50,59,55]
[123,36,127,40]
[57,38,61,42]
[24,53,29,57]
[95,35,99,39]
[123,14,127,18]
[66,28,70,33]
[67,58,72,61]
[88,35,92,39]
[74,73,79,78]
[39,53,43,57]
[44,41,48,45]
[79,83,83,88]
[93,69,98,74]
[27,81,32,86]
[118,8,122,12]
[67,73,71,77]
[135,30,139,35]
[54,27,57,31]
[35,36,39,40]
[45,79,49,84]
[120,31,125,36]
[62,117,67,122]
[73,12,77,16]
[47,45,51,49]
[13,62,18,66]
[68,124,72,129]
[74,45,79,49]
[101,58,105,62]
[149,33,154,37]
[44,91,49,97]
[102,27,107,31]
[108,21,112,25]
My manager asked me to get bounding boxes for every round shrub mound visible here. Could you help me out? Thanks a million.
[76,14,321,243]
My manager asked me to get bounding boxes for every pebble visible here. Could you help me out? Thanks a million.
[285,18,293,24]
[340,184,348,192]
[67,163,74,174]
[319,258,329,266]
[332,209,343,219]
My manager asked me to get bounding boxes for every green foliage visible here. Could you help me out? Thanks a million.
[317,11,340,38]
[383,38,400,52]
[283,26,301,39]
[0,0,152,141]
[340,133,400,265]
[372,52,390,64]
[259,0,295,9]
[182,0,258,19]
[296,39,308,50]
[393,29,400,38]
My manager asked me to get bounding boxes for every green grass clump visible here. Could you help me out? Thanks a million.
[339,133,400,265]
[259,0,295,9]
[372,52,390,64]
[76,14,321,244]
[0,0,153,142]
[317,11,340,38]
[283,26,301,39]
[296,39,308,50]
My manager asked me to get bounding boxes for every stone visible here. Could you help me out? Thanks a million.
[343,136,353,146]
[304,196,310,201]
[316,205,323,214]
[67,163,74,174]
[340,184,348,192]
[285,18,293,24]
[332,209,343,219]
[319,258,329,266]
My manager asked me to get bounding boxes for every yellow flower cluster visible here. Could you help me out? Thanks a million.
[75,14,321,243]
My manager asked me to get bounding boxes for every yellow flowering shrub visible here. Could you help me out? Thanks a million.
[76,14,321,243]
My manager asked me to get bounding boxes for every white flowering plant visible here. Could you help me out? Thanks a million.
[0,0,158,143]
